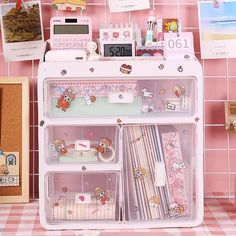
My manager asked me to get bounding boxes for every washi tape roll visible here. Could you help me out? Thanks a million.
[98,146,115,162]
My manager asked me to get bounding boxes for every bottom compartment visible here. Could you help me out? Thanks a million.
[44,172,120,223]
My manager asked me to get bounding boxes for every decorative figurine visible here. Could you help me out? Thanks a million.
[87,41,101,61]
[95,187,110,205]
[56,88,77,112]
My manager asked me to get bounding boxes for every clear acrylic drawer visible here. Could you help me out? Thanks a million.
[44,171,120,223]
[43,78,196,118]
[123,124,196,222]
[44,125,119,164]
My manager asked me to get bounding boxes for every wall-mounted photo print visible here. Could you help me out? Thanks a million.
[0,1,44,61]
[198,0,236,59]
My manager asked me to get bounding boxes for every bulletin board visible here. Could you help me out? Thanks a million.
[0,77,29,203]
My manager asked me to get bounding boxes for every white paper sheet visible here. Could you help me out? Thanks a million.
[108,0,150,13]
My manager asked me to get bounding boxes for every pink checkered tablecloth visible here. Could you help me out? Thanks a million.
[0,199,235,236]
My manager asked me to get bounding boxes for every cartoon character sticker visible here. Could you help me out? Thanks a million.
[84,95,96,106]
[52,139,67,155]
[171,160,186,172]
[0,164,9,176]
[149,196,160,208]
[174,85,187,97]
[120,64,132,74]
[56,88,77,112]
[168,202,184,217]
[134,167,147,180]
[95,187,110,205]
[97,137,112,153]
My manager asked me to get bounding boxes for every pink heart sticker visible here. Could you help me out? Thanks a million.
[113,32,119,38]
[79,195,85,201]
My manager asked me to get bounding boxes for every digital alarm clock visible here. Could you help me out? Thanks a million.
[50,17,92,50]
[100,40,136,58]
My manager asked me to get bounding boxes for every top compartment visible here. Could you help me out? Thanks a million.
[43,77,196,119]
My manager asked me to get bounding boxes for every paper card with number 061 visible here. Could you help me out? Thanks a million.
[164,32,194,60]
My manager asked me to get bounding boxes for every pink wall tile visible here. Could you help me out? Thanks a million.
[205,101,225,124]
[83,5,106,29]
[130,9,153,30]
[0,37,3,53]
[0,54,8,76]
[228,59,236,76]
[204,59,227,77]
[179,3,198,27]
[205,77,227,100]
[107,11,129,25]
[9,61,33,77]
[205,150,228,172]
[229,133,236,149]
[229,151,236,172]
[229,77,236,100]
[230,174,236,195]
[42,4,57,28]
[205,126,227,149]
[29,151,34,175]
[205,174,229,196]
[192,30,200,53]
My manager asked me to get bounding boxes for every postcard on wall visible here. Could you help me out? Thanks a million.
[0,1,45,61]
[0,152,20,187]
[108,0,150,13]
[198,0,236,59]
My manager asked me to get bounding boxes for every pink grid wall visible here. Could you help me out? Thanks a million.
[0,0,236,199]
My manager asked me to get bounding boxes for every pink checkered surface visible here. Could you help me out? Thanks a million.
[0,199,236,236]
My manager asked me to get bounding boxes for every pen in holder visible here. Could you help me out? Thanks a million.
[145,10,157,46]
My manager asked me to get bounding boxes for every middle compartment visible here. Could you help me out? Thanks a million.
[43,125,119,164]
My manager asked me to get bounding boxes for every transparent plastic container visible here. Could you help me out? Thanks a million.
[44,171,121,223]
[44,125,119,164]
[43,78,196,118]
[123,124,196,222]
